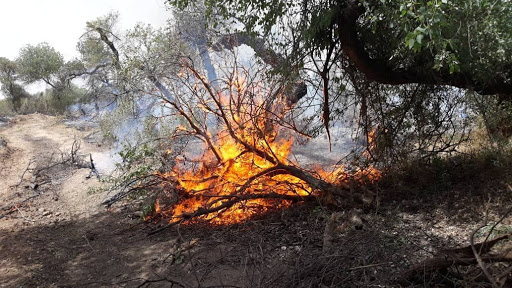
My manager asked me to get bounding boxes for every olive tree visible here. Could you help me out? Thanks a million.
[16,43,86,113]
[0,57,29,112]
[16,43,64,88]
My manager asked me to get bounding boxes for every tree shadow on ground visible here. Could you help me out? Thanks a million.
[0,200,485,288]
[0,210,180,287]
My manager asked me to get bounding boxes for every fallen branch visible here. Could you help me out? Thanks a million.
[86,153,100,179]
[0,208,16,219]
[470,204,512,287]
[14,140,92,192]
[15,206,36,222]
[14,159,35,189]
[148,192,316,236]
[178,193,316,220]
[83,234,95,251]
[0,192,40,218]
[347,262,393,271]
[402,233,512,283]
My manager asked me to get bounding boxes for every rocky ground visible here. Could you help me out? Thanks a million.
[1,114,511,287]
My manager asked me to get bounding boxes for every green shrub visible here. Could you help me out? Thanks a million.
[0,99,15,116]
[17,85,84,115]
[380,145,512,197]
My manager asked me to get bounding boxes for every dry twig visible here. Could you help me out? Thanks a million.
[470,203,512,288]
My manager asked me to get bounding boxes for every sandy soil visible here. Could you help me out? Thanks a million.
[0,114,109,227]
[0,114,154,287]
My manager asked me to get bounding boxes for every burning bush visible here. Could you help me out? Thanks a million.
[138,58,381,226]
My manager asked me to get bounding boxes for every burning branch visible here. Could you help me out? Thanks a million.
[145,57,378,227]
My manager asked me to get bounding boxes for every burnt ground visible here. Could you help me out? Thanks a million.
[2,114,512,287]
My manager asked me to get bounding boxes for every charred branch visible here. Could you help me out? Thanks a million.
[148,161,353,231]
[86,153,100,179]
[179,193,316,221]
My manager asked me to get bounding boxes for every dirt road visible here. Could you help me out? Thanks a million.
[0,114,108,227]
[0,114,179,287]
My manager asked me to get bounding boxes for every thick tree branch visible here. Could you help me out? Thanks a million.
[179,192,316,220]
[338,1,512,98]
[403,233,512,283]
[66,63,109,81]
[148,192,316,235]
[89,25,121,70]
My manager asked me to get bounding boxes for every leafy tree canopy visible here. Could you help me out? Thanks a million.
[0,57,29,111]
[16,42,64,87]
[170,0,512,98]
[78,12,122,69]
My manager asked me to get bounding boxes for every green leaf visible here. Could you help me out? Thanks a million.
[408,38,416,49]
[416,34,424,44]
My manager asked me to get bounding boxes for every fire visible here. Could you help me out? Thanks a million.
[151,69,382,225]
[161,131,312,225]
[155,198,161,213]
[317,165,382,185]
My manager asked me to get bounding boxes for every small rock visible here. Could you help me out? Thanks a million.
[42,210,51,216]
[281,246,287,251]
[38,208,45,212]
[55,212,61,217]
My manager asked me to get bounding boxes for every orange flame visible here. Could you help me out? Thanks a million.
[160,131,312,225]
[153,72,381,225]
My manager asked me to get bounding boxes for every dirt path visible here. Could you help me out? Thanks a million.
[0,114,176,287]
[0,114,108,227]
